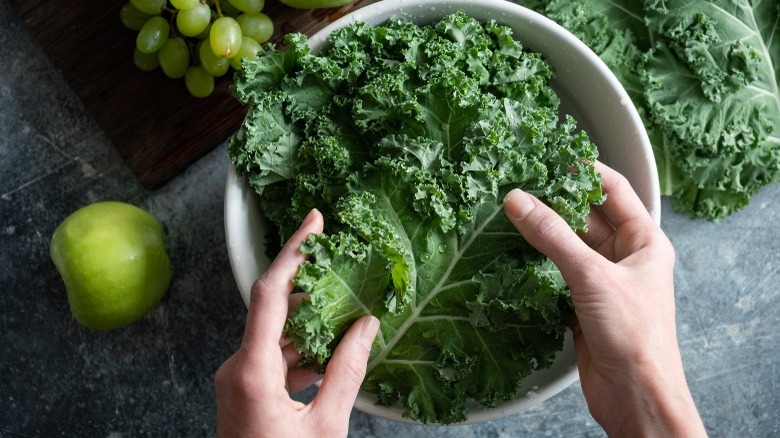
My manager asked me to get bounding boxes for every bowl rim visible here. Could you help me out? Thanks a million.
[225,0,660,425]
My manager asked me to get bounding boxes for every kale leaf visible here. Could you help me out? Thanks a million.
[229,12,603,424]
[523,0,780,220]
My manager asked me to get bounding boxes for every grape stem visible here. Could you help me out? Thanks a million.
[167,9,180,39]
[214,0,223,17]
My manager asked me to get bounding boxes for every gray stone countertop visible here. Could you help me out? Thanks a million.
[1,1,778,436]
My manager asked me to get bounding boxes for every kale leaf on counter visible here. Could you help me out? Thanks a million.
[229,12,603,423]
[524,0,780,220]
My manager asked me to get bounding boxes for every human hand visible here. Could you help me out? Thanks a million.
[504,162,706,437]
[215,209,380,438]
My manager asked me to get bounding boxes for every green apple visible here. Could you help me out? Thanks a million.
[50,202,172,330]
[279,0,353,8]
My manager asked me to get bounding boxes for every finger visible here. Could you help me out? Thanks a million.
[277,292,310,348]
[504,189,599,277]
[279,292,310,347]
[311,315,380,420]
[282,342,303,368]
[594,161,652,227]
[282,342,323,394]
[286,367,322,394]
[578,205,615,250]
[288,292,308,316]
[242,209,324,353]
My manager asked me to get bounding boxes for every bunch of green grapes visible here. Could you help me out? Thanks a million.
[120,0,273,97]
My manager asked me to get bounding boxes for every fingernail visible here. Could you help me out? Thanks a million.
[358,315,380,350]
[302,208,319,226]
[504,189,536,220]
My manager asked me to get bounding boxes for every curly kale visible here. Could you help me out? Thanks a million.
[229,12,603,424]
[524,0,780,220]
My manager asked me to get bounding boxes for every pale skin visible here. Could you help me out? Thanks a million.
[504,162,706,437]
[214,209,380,438]
[215,162,706,437]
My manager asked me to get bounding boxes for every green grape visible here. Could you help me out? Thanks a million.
[195,21,213,39]
[218,0,242,17]
[185,65,215,98]
[198,39,230,77]
[227,0,264,14]
[235,13,273,44]
[158,37,190,79]
[129,0,166,15]
[120,3,153,31]
[228,36,261,70]
[170,0,199,10]
[133,47,160,71]
[210,17,242,58]
[136,16,169,54]
[176,2,211,37]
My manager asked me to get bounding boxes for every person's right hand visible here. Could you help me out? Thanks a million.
[504,162,706,437]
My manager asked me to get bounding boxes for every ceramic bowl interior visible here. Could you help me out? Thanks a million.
[224,0,660,425]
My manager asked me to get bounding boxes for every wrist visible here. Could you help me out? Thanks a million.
[599,353,706,437]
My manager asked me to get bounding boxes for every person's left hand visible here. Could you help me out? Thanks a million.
[215,209,380,438]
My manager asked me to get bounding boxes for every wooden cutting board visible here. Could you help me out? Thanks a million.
[11,0,376,189]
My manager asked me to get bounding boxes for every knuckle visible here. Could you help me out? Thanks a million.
[639,223,675,257]
[341,355,368,388]
[250,275,274,303]
[605,168,631,192]
[652,234,676,268]
[251,275,271,294]
[214,363,229,392]
[214,354,242,391]
[216,353,266,399]
[572,256,608,285]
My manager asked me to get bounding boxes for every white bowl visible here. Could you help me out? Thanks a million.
[225,0,660,425]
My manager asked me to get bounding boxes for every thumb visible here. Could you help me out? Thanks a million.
[312,315,379,419]
[503,189,597,278]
